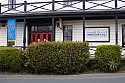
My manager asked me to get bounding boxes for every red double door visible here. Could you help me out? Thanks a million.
[31,32,52,43]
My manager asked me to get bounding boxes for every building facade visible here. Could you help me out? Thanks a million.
[0,0,125,56]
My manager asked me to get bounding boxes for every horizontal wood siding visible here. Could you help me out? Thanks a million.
[55,20,121,46]
[0,24,7,46]
[55,24,63,42]
[86,20,117,46]
[15,22,28,47]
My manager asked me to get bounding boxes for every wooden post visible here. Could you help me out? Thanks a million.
[23,1,27,50]
[83,0,85,41]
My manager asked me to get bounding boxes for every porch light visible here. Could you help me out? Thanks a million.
[57,18,63,29]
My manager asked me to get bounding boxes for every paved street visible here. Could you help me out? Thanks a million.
[0,73,125,83]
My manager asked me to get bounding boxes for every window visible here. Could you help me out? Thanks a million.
[63,0,72,6]
[8,0,16,10]
[31,26,52,32]
[63,25,72,42]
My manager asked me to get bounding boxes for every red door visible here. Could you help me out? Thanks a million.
[31,32,52,43]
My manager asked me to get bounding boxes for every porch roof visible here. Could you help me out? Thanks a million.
[0,9,125,20]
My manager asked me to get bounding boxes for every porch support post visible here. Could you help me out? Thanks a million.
[23,19,26,50]
[115,15,118,44]
[83,17,85,41]
[52,0,55,41]
[83,0,85,41]
[0,3,1,14]
[115,0,118,44]
[52,17,55,41]
[52,0,54,11]
[23,1,27,50]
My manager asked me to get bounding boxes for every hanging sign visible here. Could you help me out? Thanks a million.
[7,19,16,42]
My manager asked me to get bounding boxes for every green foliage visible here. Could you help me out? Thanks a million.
[25,42,90,74]
[108,59,119,72]
[0,47,24,72]
[94,45,121,72]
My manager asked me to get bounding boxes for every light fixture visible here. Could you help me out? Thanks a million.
[57,18,62,29]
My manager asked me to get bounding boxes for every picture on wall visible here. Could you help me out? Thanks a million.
[85,27,110,42]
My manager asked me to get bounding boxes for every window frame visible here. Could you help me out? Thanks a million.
[85,27,110,42]
[31,26,52,32]
[8,0,16,10]
[63,25,73,42]
[63,0,72,7]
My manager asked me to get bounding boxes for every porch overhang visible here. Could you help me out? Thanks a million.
[0,10,125,19]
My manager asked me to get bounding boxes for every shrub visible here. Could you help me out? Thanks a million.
[94,45,121,72]
[0,47,24,72]
[25,42,90,74]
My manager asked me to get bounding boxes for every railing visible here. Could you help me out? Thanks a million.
[0,0,125,14]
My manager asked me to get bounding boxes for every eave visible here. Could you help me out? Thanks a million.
[0,9,125,20]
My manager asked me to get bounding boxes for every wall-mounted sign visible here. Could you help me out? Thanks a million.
[85,27,110,42]
[7,19,16,42]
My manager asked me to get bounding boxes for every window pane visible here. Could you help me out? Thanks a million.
[8,0,12,4]
[35,26,37,31]
[8,0,12,9]
[64,32,67,36]
[31,26,35,31]
[13,0,16,4]
[48,34,51,41]
[33,34,35,41]
[67,29,72,36]
[33,26,52,32]
[43,34,46,41]
[38,26,43,32]
[8,0,16,9]
[63,0,72,6]
[38,34,40,39]
[67,37,72,41]
[63,25,72,42]
[64,37,68,42]
[49,26,52,31]
[13,0,16,9]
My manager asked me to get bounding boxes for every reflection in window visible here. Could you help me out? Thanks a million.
[63,25,72,42]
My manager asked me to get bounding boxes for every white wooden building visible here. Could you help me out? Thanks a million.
[0,0,125,57]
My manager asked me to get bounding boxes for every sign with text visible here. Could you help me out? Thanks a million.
[85,27,110,42]
[7,19,16,42]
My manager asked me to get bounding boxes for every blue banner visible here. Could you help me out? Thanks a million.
[7,19,16,42]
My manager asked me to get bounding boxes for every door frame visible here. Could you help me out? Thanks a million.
[122,25,125,47]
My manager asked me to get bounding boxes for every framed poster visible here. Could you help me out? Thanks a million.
[85,27,110,42]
